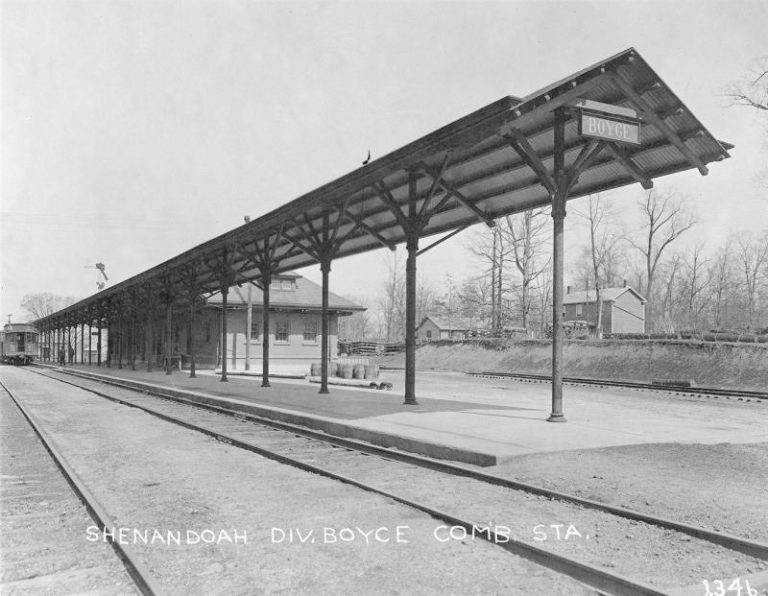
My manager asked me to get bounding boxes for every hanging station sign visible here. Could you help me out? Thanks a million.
[573,99,642,146]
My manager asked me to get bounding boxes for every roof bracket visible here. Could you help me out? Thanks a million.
[602,143,653,190]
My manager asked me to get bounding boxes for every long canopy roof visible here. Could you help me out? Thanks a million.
[39,47,731,324]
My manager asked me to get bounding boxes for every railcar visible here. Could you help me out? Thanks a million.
[1,323,40,365]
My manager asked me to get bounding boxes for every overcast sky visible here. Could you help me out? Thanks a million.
[2,0,766,323]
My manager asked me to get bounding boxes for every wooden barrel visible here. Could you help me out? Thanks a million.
[353,364,365,379]
[310,362,322,376]
[363,364,380,379]
[340,364,354,379]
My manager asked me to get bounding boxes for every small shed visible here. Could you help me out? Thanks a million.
[417,316,472,342]
[563,286,646,334]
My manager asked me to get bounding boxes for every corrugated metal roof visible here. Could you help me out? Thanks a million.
[38,48,730,325]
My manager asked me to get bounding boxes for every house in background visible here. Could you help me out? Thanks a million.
[563,285,646,334]
[417,316,472,342]
[200,271,365,375]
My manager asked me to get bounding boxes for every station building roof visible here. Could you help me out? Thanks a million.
[206,273,365,314]
[36,47,731,326]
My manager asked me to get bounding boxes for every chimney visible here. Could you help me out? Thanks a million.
[623,279,627,287]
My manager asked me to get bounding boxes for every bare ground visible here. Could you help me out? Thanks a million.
[490,442,768,544]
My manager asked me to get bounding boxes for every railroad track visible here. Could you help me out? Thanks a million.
[17,366,768,595]
[468,371,768,401]
[0,377,159,596]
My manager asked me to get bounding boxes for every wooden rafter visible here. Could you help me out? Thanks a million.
[342,210,396,251]
[608,70,708,175]
[421,171,495,228]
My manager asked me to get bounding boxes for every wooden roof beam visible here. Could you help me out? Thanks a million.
[342,210,396,251]
[608,70,708,175]
[423,172,495,228]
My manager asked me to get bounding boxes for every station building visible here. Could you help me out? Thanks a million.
[197,272,365,375]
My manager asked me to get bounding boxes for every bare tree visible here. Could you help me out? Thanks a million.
[657,255,682,333]
[725,56,768,113]
[376,252,404,343]
[679,244,711,332]
[20,293,78,321]
[737,232,768,329]
[337,296,371,342]
[469,224,512,331]
[707,238,737,330]
[374,251,436,343]
[502,208,550,334]
[628,190,695,332]
[575,195,624,337]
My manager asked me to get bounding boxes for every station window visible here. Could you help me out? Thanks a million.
[303,321,318,344]
[250,320,261,343]
[276,278,296,291]
[576,304,583,317]
[275,320,290,344]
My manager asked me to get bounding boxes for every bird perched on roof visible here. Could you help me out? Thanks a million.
[362,150,371,165]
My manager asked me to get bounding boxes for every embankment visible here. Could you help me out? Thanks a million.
[380,340,768,391]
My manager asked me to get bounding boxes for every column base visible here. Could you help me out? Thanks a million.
[403,399,419,406]
[547,413,567,422]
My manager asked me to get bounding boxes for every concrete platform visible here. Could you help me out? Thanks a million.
[37,363,768,468]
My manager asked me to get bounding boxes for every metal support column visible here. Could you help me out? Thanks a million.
[145,307,153,373]
[319,257,331,394]
[105,316,111,367]
[131,307,137,371]
[261,268,272,387]
[220,285,229,382]
[404,236,419,405]
[404,170,420,405]
[96,313,102,367]
[548,108,567,423]
[165,302,172,376]
[118,312,123,369]
[88,319,92,365]
[188,296,197,378]
[245,284,252,371]
[188,297,197,378]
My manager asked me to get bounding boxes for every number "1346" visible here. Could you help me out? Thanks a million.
[702,578,757,596]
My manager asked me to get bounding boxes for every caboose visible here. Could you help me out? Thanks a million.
[1,323,40,365]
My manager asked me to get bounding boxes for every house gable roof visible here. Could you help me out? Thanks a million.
[563,286,646,305]
[418,315,472,331]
